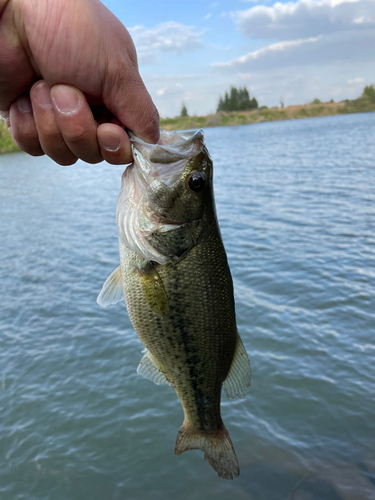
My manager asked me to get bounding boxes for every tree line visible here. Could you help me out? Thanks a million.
[180,83,374,117]
[217,86,258,112]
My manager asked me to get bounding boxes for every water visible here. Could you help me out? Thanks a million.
[1,113,375,499]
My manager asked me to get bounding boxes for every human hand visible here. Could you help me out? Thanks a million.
[0,0,159,165]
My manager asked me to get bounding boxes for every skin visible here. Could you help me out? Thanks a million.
[116,140,242,479]
[0,0,160,165]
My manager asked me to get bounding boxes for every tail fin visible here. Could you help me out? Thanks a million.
[174,423,239,480]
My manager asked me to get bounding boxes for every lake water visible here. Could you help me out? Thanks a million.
[1,113,375,500]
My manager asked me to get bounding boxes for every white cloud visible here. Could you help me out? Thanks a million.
[347,77,364,83]
[129,22,204,64]
[204,13,212,20]
[141,72,236,117]
[213,29,375,72]
[233,0,375,40]
[139,63,373,116]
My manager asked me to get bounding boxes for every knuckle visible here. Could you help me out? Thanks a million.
[62,125,88,145]
[14,137,43,156]
[38,125,62,141]
[84,156,103,165]
[12,128,39,148]
[28,149,45,157]
[55,157,78,166]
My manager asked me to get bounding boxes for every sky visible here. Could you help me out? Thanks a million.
[102,0,375,117]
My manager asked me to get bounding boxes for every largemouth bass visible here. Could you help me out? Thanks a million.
[97,128,251,480]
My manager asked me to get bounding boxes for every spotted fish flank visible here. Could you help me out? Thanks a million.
[97,128,251,480]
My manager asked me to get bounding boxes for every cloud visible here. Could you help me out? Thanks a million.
[213,29,375,72]
[204,13,212,20]
[129,22,204,64]
[140,72,237,117]
[233,0,375,40]
[347,77,364,83]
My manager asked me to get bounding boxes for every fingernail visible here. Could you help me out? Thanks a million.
[52,85,80,114]
[98,134,121,152]
[17,96,32,114]
[5,118,10,128]
[34,82,53,109]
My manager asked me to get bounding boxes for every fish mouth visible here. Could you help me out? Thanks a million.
[129,129,207,186]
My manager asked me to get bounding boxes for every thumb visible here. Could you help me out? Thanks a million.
[103,58,160,145]
[89,1,160,144]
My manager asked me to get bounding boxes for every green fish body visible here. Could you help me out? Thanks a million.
[98,129,251,480]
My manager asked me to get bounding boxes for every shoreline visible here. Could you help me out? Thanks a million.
[1,97,375,154]
[160,97,375,131]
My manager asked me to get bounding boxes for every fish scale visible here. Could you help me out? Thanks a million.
[120,221,235,431]
[98,128,251,480]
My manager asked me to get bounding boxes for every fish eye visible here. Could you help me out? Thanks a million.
[187,171,206,193]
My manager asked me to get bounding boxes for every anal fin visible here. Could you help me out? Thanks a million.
[223,332,251,399]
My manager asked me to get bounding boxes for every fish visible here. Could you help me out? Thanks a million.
[97,128,251,480]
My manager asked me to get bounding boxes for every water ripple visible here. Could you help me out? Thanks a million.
[1,113,375,499]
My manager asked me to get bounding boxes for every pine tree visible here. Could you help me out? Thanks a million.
[180,104,188,117]
[224,92,229,111]
[230,87,239,111]
[250,97,258,109]
[217,86,258,112]
[363,85,375,99]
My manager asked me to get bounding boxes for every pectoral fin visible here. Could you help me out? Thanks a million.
[138,263,169,316]
[223,333,251,399]
[137,348,172,386]
[97,265,124,307]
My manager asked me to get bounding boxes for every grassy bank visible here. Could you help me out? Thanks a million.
[160,96,375,131]
[0,120,19,154]
[1,95,374,154]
